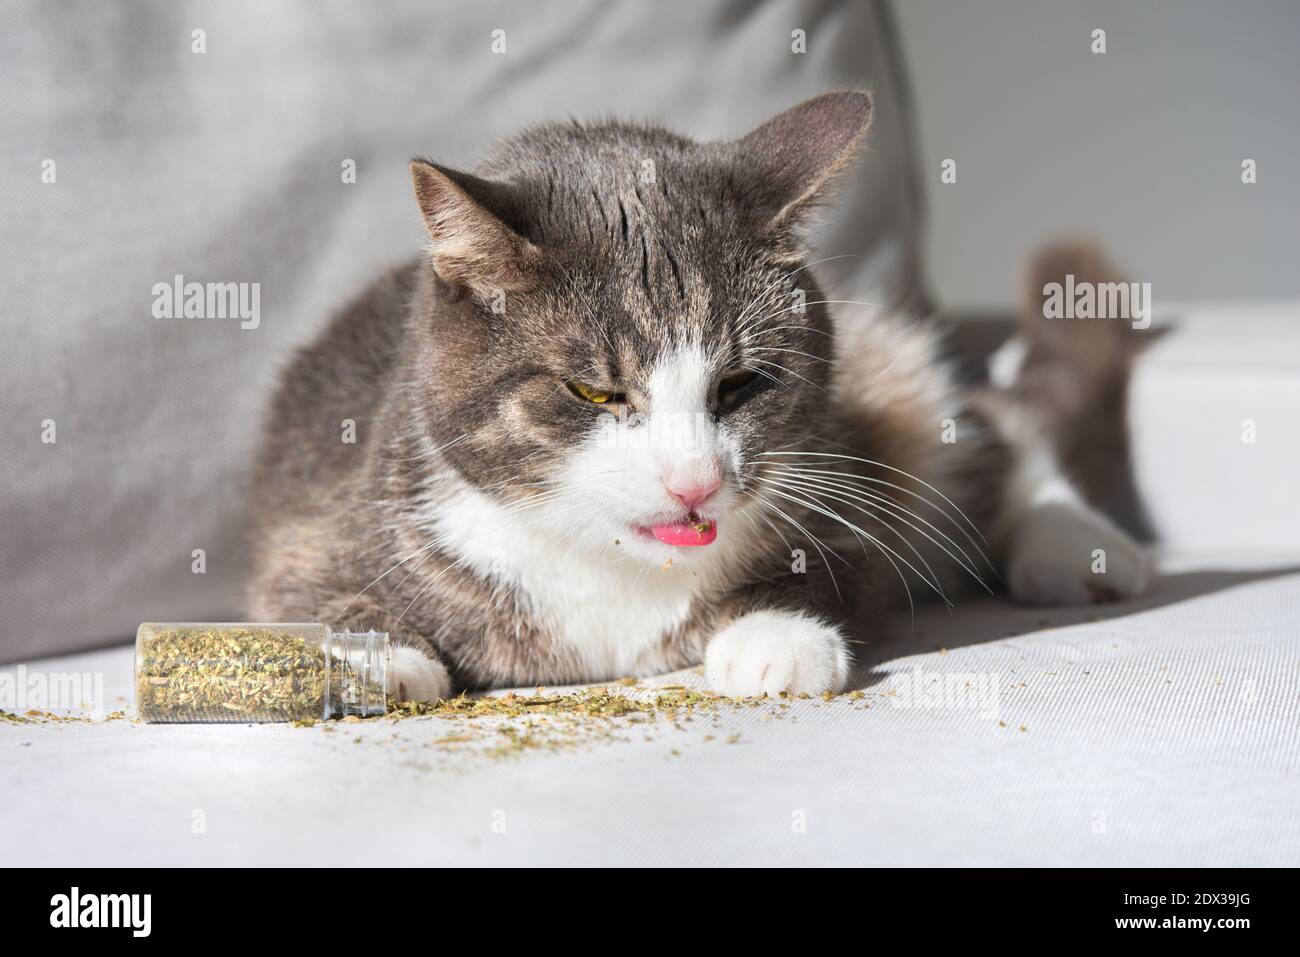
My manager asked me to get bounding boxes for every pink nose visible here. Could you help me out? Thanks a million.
[663,472,722,513]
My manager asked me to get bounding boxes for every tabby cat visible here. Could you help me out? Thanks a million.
[247,93,1150,700]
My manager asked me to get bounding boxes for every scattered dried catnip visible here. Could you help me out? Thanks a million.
[368,684,824,759]
[0,709,128,725]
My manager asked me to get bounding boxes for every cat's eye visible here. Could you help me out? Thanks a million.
[717,367,760,406]
[568,380,625,406]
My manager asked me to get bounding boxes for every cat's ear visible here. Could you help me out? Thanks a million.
[735,91,872,230]
[410,159,541,295]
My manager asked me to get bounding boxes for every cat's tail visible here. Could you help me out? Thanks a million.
[1018,237,1154,374]
[997,237,1158,541]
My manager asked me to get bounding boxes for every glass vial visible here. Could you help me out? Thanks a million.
[135,623,389,723]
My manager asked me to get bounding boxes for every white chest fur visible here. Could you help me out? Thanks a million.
[428,487,749,678]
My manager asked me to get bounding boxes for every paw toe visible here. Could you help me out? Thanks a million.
[388,645,451,702]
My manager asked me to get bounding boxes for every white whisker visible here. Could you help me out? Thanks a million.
[761,465,993,592]
[755,497,848,603]
[755,481,943,614]
[759,451,991,547]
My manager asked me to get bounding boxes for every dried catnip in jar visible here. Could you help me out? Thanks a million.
[135,623,389,723]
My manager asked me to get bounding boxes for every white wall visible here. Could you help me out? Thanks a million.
[893,0,1300,310]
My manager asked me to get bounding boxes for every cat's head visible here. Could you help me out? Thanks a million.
[406,92,871,566]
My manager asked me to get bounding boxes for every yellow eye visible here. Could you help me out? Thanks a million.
[568,381,623,405]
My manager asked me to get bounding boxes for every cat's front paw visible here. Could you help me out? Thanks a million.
[388,645,451,702]
[705,610,850,697]
[1007,501,1152,605]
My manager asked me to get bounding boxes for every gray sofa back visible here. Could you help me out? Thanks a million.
[0,0,923,661]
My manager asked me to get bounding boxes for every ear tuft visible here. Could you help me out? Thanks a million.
[409,160,540,294]
[736,91,873,229]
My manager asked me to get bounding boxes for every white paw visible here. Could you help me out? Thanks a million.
[388,645,451,702]
[705,610,850,697]
[1007,501,1151,605]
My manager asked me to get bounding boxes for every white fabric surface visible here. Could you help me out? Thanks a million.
[5,556,1299,867]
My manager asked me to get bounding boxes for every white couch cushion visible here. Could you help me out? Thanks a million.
[5,554,1298,866]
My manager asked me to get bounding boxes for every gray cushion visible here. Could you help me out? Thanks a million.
[0,0,921,661]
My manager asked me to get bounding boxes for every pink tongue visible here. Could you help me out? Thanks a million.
[651,519,718,547]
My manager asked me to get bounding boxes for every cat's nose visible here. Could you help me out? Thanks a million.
[662,467,722,514]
